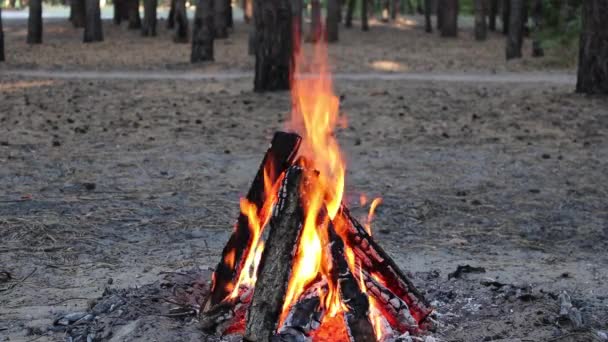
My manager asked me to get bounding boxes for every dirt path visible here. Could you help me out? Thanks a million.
[1,69,577,84]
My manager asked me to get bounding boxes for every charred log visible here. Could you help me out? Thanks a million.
[273,280,327,341]
[244,167,306,342]
[200,285,254,334]
[205,132,302,310]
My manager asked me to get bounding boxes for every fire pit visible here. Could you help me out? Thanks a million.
[199,43,434,342]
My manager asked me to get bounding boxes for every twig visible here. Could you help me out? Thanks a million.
[0,267,37,293]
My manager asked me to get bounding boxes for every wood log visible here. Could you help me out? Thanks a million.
[206,132,302,311]
[245,166,306,342]
[200,285,253,334]
[273,280,327,341]
[339,206,433,324]
[328,221,376,342]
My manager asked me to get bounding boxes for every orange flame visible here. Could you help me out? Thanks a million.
[365,197,383,236]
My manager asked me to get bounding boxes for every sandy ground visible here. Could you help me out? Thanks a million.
[0,13,606,342]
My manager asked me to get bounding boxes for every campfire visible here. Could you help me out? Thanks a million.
[199,41,434,342]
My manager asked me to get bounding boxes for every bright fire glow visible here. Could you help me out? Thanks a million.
[365,197,383,236]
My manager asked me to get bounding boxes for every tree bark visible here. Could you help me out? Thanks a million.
[214,0,228,38]
[83,0,103,42]
[502,0,509,35]
[167,0,176,28]
[307,0,321,42]
[576,0,608,94]
[531,0,544,57]
[227,0,233,28]
[488,0,497,31]
[391,0,401,19]
[253,0,293,91]
[243,0,253,23]
[70,0,86,28]
[173,0,189,42]
[505,0,523,59]
[191,0,214,62]
[424,0,432,32]
[128,0,142,29]
[326,0,339,42]
[141,0,158,36]
[290,0,303,43]
[345,0,354,28]
[361,0,369,31]
[0,7,5,62]
[27,0,43,44]
[440,0,458,37]
[473,0,486,40]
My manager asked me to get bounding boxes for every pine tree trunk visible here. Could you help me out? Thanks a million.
[243,0,253,23]
[214,0,228,38]
[345,0,355,28]
[226,0,233,28]
[141,0,157,36]
[437,0,443,30]
[361,0,369,31]
[531,0,543,57]
[502,0,509,35]
[307,0,321,42]
[474,0,486,40]
[326,0,339,42]
[71,0,86,28]
[390,0,400,19]
[488,0,497,31]
[167,0,175,28]
[291,0,303,43]
[83,0,103,42]
[128,0,142,29]
[424,0,432,32]
[0,7,5,62]
[191,0,214,62]
[253,0,292,92]
[576,0,608,94]
[505,0,523,59]
[440,0,458,37]
[27,0,43,44]
[173,0,189,42]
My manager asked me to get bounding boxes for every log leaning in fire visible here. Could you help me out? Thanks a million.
[339,206,433,325]
[245,166,306,342]
[206,132,302,310]
[328,221,376,342]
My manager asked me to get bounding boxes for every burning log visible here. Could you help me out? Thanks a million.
[245,166,306,342]
[200,285,253,335]
[328,221,376,342]
[206,132,302,310]
[339,206,433,325]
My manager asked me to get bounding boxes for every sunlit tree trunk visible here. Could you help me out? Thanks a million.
[27,0,42,44]
[576,0,608,94]
[243,0,253,23]
[167,0,176,28]
[440,0,458,37]
[83,0,103,42]
[361,0,369,31]
[70,0,86,28]
[0,7,5,62]
[128,0,142,29]
[142,0,157,36]
[424,0,432,32]
[345,0,355,28]
[214,0,228,38]
[173,0,189,42]
[307,0,321,42]
[253,0,292,91]
[505,0,523,59]
[326,0,339,42]
[474,0,486,40]
[531,0,543,57]
[191,0,214,62]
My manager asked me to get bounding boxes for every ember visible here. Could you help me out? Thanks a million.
[200,36,434,342]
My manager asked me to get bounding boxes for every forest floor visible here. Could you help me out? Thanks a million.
[1,16,607,342]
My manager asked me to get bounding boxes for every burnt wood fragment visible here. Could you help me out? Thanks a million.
[200,285,253,334]
[328,221,376,342]
[205,132,302,311]
[273,280,327,341]
[244,166,306,342]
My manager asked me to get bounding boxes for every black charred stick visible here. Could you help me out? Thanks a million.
[328,220,376,342]
[200,285,253,334]
[245,166,306,342]
[339,206,433,323]
[206,132,301,310]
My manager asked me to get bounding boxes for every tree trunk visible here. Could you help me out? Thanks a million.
[345,0,355,28]
[191,0,214,62]
[243,0,253,23]
[253,0,292,92]
[167,0,175,28]
[70,0,86,28]
[440,0,458,37]
[307,0,321,42]
[488,0,497,31]
[173,0,189,42]
[141,0,157,36]
[0,8,5,62]
[437,0,443,30]
[505,0,523,59]
[361,0,369,31]
[128,0,142,29]
[531,0,543,57]
[27,0,43,44]
[214,0,228,38]
[576,0,608,94]
[502,0,509,35]
[226,0,233,28]
[326,0,339,42]
[474,0,486,40]
[83,0,103,42]
[291,0,303,43]
[381,0,389,22]
[8,0,16,8]
[391,0,400,19]
[424,0,432,32]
